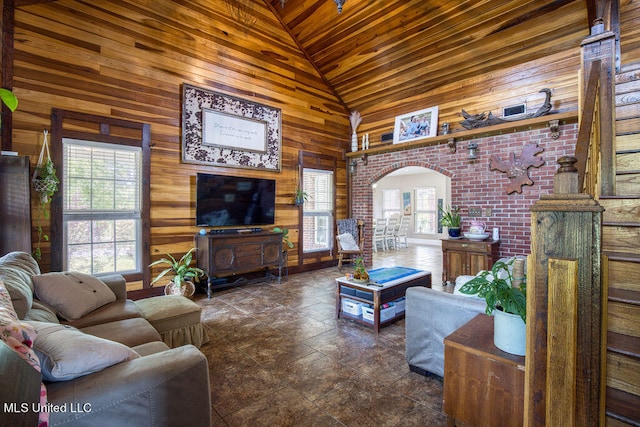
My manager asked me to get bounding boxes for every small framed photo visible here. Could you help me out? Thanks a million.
[393,106,439,144]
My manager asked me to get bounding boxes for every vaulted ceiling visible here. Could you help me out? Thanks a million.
[266,0,593,113]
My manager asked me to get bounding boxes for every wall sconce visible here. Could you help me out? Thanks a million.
[549,119,560,139]
[447,138,456,154]
[349,160,357,174]
[467,142,478,160]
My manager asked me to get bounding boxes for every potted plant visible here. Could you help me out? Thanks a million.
[293,188,310,206]
[33,157,59,204]
[272,227,294,249]
[149,248,204,297]
[439,205,461,238]
[458,258,526,355]
[353,256,369,283]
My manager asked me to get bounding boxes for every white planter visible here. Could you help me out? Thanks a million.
[351,132,358,152]
[493,308,526,356]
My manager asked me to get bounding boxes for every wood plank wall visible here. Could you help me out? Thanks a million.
[357,2,640,150]
[7,0,350,290]
[3,1,640,291]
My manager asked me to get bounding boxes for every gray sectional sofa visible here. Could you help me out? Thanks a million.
[0,251,211,427]
[405,285,485,377]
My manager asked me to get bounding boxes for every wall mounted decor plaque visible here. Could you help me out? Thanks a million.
[182,84,281,171]
[490,143,545,194]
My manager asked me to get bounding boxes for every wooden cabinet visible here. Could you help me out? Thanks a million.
[442,238,500,283]
[444,314,525,427]
[195,231,283,292]
[0,156,32,257]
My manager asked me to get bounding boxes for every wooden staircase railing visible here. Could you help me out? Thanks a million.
[575,59,602,198]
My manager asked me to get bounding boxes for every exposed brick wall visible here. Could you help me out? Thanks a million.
[352,122,578,265]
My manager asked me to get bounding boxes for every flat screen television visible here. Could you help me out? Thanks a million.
[196,173,276,227]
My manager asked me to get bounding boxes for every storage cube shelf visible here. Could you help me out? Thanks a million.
[335,270,432,333]
[362,303,395,323]
[341,298,363,317]
[393,297,406,313]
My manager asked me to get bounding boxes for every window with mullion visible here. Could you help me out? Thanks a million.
[63,139,141,276]
[414,187,437,234]
[302,168,334,252]
[382,189,401,218]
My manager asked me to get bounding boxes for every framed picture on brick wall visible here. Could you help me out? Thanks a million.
[393,106,438,144]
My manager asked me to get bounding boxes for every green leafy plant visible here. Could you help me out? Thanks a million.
[32,158,60,260]
[273,227,294,249]
[34,158,59,201]
[293,188,311,206]
[0,88,18,115]
[438,205,461,228]
[353,256,369,281]
[458,258,527,323]
[149,248,204,290]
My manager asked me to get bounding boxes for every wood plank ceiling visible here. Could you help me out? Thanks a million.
[266,0,592,113]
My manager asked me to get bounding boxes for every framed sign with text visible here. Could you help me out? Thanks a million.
[182,84,281,171]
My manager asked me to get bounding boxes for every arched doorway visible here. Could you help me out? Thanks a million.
[372,165,450,245]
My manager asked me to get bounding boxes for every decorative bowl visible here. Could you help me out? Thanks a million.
[463,232,490,241]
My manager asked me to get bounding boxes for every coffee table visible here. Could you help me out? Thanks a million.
[335,267,432,332]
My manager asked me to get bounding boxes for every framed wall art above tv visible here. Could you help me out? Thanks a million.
[393,106,438,144]
[181,84,282,172]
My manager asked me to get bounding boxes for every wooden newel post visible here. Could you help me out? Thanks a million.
[525,156,605,426]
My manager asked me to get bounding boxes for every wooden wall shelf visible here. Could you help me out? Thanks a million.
[346,111,578,159]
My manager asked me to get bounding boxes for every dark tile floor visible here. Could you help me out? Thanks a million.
[196,242,447,426]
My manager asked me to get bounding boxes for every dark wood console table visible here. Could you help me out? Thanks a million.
[195,231,283,296]
[444,314,525,426]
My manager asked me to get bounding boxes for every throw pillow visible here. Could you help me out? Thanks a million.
[0,251,40,319]
[29,321,139,382]
[0,281,49,426]
[33,272,116,321]
[0,280,36,356]
[337,233,360,251]
[453,275,484,300]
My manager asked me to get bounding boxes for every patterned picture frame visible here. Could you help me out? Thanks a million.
[181,84,282,171]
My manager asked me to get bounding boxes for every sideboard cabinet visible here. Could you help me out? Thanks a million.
[195,231,283,293]
[442,238,500,283]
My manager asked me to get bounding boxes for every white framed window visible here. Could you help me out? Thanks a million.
[302,168,334,252]
[62,139,142,275]
[382,189,401,218]
[414,187,437,234]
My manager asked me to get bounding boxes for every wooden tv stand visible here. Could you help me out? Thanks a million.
[195,230,283,296]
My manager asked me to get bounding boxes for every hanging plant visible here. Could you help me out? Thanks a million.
[32,130,59,260]
[293,188,310,206]
[33,158,59,203]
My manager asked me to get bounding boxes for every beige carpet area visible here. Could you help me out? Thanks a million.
[196,243,448,426]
